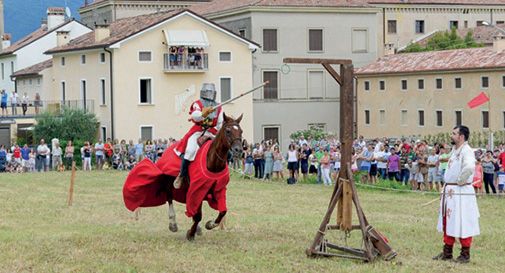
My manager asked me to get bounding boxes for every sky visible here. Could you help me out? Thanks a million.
[4,0,83,42]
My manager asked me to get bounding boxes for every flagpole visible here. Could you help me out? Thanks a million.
[488,90,493,151]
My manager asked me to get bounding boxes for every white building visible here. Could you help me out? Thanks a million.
[0,7,91,93]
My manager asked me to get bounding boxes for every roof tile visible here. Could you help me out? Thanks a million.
[355,47,505,75]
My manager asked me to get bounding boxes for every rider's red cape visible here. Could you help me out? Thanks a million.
[122,141,229,217]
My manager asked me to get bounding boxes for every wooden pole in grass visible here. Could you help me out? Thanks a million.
[67,161,76,206]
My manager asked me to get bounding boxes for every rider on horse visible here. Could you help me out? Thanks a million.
[173,83,223,189]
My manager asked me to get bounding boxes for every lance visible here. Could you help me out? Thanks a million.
[211,81,269,111]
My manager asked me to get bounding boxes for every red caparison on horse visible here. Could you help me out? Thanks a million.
[122,113,243,240]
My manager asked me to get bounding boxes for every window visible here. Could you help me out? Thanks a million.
[455,77,462,89]
[418,110,425,126]
[308,71,324,98]
[61,81,66,102]
[61,57,65,66]
[37,78,40,85]
[455,110,462,126]
[308,29,323,51]
[464,21,468,28]
[10,62,13,74]
[100,52,106,63]
[238,28,246,38]
[502,75,505,88]
[450,21,459,29]
[263,71,278,99]
[139,79,152,104]
[365,110,370,125]
[352,28,368,53]
[81,80,87,110]
[418,79,424,90]
[81,55,86,64]
[1,63,3,80]
[140,126,153,142]
[401,110,408,126]
[219,52,232,62]
[100,79,106,105]
[29,79,32,85]
[388,20,397,34]
[138,51,152,62]
[436,78,443,90]
[264,127,279,142]
[436,110,443,126]
[101,127,107,142]
[379,80,385,91]
[263,29,278,52]
[481,76,489,88]
[364,81,370,91]
[415,20,425,33]
[482,111,489,128]
[401,79,407,90]
[476,21,485,27]
[503,111,505,128]
[379,110,385,125]
[220,77,231,102]
[497,21,505,25]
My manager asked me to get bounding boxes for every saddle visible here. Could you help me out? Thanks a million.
[197,135,214,147]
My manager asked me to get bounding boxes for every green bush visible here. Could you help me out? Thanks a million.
[34,108,99,145]
[290,128,328,141]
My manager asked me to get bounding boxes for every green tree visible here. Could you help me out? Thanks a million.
[403,28,482,53]
[33,108,99,144]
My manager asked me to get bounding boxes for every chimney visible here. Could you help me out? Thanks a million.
[56,30,70,47]
[493,33,505,53]
[47,7,65,30]
[94,24,110,42]
[384,43,396,55]
[1,34,11,50]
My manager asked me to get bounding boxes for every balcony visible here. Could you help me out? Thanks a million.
[0,99,94,120]
[163,53,208,73]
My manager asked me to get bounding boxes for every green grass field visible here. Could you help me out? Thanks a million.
[0,171,503,273]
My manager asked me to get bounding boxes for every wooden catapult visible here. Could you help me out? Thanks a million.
[283,58,397,262]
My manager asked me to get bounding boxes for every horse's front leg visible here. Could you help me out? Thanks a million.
[167,200,178,232]
[186,205,202,241]
[205,211,227,230]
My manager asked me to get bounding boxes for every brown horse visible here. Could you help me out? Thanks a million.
[165,113,243,240]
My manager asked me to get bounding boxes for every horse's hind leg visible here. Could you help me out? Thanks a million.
[167,200,178,232]
[186,205,202,241]
[205,211,227,230]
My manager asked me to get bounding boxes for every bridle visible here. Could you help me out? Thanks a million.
[215,122,242,162]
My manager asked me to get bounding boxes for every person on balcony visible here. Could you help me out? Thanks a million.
[1,90,8,117]
[21,92,29,116]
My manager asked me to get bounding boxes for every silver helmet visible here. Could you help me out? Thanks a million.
[200,83,217,101]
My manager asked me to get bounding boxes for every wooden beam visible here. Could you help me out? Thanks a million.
[283,58,352,65]
[322,63,343,86]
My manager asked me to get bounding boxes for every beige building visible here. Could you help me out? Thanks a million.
[45,9,258,142]
[370,0,505,52]
[79,0,210,27]
[355,38,505,138]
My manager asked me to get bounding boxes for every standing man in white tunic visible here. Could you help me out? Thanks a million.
[433,125,480,263]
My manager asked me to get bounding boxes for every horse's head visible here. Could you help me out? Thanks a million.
[221,112,243,154]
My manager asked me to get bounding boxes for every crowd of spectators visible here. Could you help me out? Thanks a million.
[2,133,504,195]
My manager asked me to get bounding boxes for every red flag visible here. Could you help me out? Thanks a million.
[467,92,489,109]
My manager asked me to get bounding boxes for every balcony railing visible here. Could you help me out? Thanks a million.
[0,99,94,119]
[163,53,208,72]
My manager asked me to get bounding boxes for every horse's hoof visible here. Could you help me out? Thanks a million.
[169,223,178,232]
[196,225,202,236]
[186,230,195,241]
[205,220,215,230]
